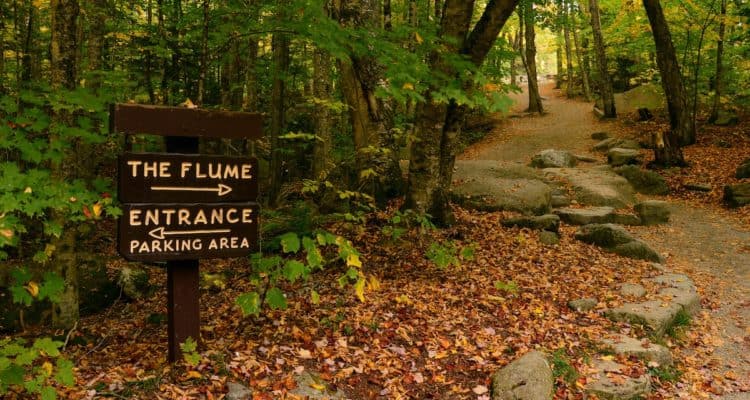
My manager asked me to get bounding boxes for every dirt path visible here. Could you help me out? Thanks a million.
[461,82,750,398]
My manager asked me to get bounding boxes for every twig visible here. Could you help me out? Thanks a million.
[62,320,78,351]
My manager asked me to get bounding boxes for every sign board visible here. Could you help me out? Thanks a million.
[118,153,258,203]
[118,203,259,262]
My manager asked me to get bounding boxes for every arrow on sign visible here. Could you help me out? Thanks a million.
[151,183,233,196]
[148,227,231,240]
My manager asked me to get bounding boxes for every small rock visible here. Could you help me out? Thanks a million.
[714,139,733,148]
[568,298,597,312]
[491,351,553,400]
[614,165,670,195]
[634,200,670,225]
[607,300,682,336]
[684,182,712,192]
[650,273,701,316]
[551,194,571,208]
[226,382,252,400]
[735,158,750,179]
[611,240,665,263]
[600,334,673,367]
[607,148,643,167]
[585,359,651,400]
[593,138,640,152]
[591,131,610,140]
[574,154,599,163]
[723,183,750,207]
[502,214,560,232]
[539,231,560,245]
[529,149,578,169]
[290,372,346,399]
[574,224,634,247]
[612,213,642,226]
[555,207,615,225]
[620,283,646,298]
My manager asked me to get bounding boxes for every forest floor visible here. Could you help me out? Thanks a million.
[18,83,749,400]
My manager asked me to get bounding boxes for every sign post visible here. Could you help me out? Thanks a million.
[111,104,262,362]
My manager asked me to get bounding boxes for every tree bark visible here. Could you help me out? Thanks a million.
[312,47,333,180]
[572,15,592,100]
[49,0,81,330]
[196,0,209,106]
[86,0,106,91]
[145,0,155,103]
[268,32,290,205]
[562,1,575,98]
[643,0,695,148]
[242,37,259,111]
[522,0,543,113]
[709,0,726,123]
[589,0,616,117]
[555,44,563,89]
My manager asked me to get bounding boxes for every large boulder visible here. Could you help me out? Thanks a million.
[544,167,636,208]
[529,149,577,169]
[614,165,670,195]
[634,200,670,225]
[574,224,635,247]
[607,148,643,167]
[502,214,560,232]
[736,158,750,179]
[491,351,553,400]
[723,183,750,207]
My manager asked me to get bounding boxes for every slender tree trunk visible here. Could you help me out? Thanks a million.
[312,47,333,179]
[562,1,575,98]
[0,10,5,94]
[268,32,290,205]
[709,0,726,123]
[555,44,562,89]
[522,0,543,113]
[582,36,593,99]
[434,0,441,19]
[383,0,392,29]
[49,0,80,330]
[21,3,37,84]
[509,32,518,86]
[196,0,209,105]
[86,0,106,91]
[145,0,155,103]
[589,0,616,117]
[572,16,592,100]
[242,37,259,111]
[643,0,695,148]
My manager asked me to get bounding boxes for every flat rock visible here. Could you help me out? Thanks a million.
[290,372,346,399]
[568,298,598,312]
[611,213,642,226]
[591,131,611,140]
[736,158,750,179]
[620,283,646,298]
[575,154,599,163]
[530,149,577,168]
[600,334,673,367]
[575,224,635,247]
[650,273,701,316]
[608,148,643,167]
[226,383,253,400]
[585,359,651,400]
[594,138,641,152]
[502,214,560,232]
[614,165,670,195]
[544,168,636,208]
[611,240,665,263]
[539,231,560,245]
[606,300,683,336]
[555,206,615,225]
[724,183,750,207]
[684,182,712,192]
[491,351,553,400]
[551,194,571,207]
[453,161,552,215]
[634,200,670,225]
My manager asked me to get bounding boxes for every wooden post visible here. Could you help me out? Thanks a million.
[165,136,200,363]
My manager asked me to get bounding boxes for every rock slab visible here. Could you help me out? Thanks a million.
[226,383,252,400]
[585,359,651,400]
[491,351,553,400]
[724,183,750,207]
[502,214,560,232]
[614,165,670,195]
[600,334,673,367]
[529,149,578,169]
[634,200,670,225]
[575,224,664,262]
[607,148,643,167]
[544,167,636,208]
[736,158,750,179]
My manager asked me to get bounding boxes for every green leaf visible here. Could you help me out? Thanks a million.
[310,290,320,305]
[15,348,39,366]
[33,338,62,357]
[0,363,25,386]
[236,291,261,316]
[180,337,197,353]
[54,358,74,387]
[9,285,33,306]
[460,245,476,261]
[265,288,287,310]
[39,272,65,302]
[279,232,300,253]
[282,260,306,283]
[40,385,57,400]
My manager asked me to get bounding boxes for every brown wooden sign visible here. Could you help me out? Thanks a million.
[110,104,263,139]
[118,153,258,203]
[118,203,259,262]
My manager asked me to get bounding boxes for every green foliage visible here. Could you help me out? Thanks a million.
[425,240,475,269]
[494,280,520,294]
[236,231,368,317]
[665,309,692,338]
[550,349,579,384]
[179,338,201,367]
[8,267,65,307]
[648,365,682,382]
[0,337,75,398]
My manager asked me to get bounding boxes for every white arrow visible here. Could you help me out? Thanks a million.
[151,183,233,196]
[148,227,231,240]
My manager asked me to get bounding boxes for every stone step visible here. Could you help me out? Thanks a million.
[599,334,673,367]
[585,359,651,400]
[555,207,641,226]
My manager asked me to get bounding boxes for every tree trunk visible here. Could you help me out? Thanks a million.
[196,0,209,106]
[572,16,592,100]
[0,7,5,94]
[242,37,259,111]
[145,0,155,103]
[49,0,81,330]
[562,1,575,98]
[522,0,543,113]
[709,0,726,123]
[510,31,518,86]
[383,0,392,29]
[589,0,616,117]
[643,0,695,148]
[555,44,562,89]
[268,32,290,206]
[86,0,106,91]
[312,47,333,180]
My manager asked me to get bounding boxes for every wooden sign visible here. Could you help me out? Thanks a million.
[118,153,258,203]
[118,203,259,262]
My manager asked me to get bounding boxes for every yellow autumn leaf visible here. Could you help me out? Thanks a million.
[26,281,40,298]
[186,370,202,379]
[41,361,53,377]
[0,229,13,239]
[44,244,56,258]
[368,275,381,291]
[24,187,32,194]
[402,82,415,91]
[92,203,103,218]
[354,278,366,302]
[346,253,362,268]
[310,382,326,391]
[395,294,412,305]
[600,355,615,361]
[414,31,424,44]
